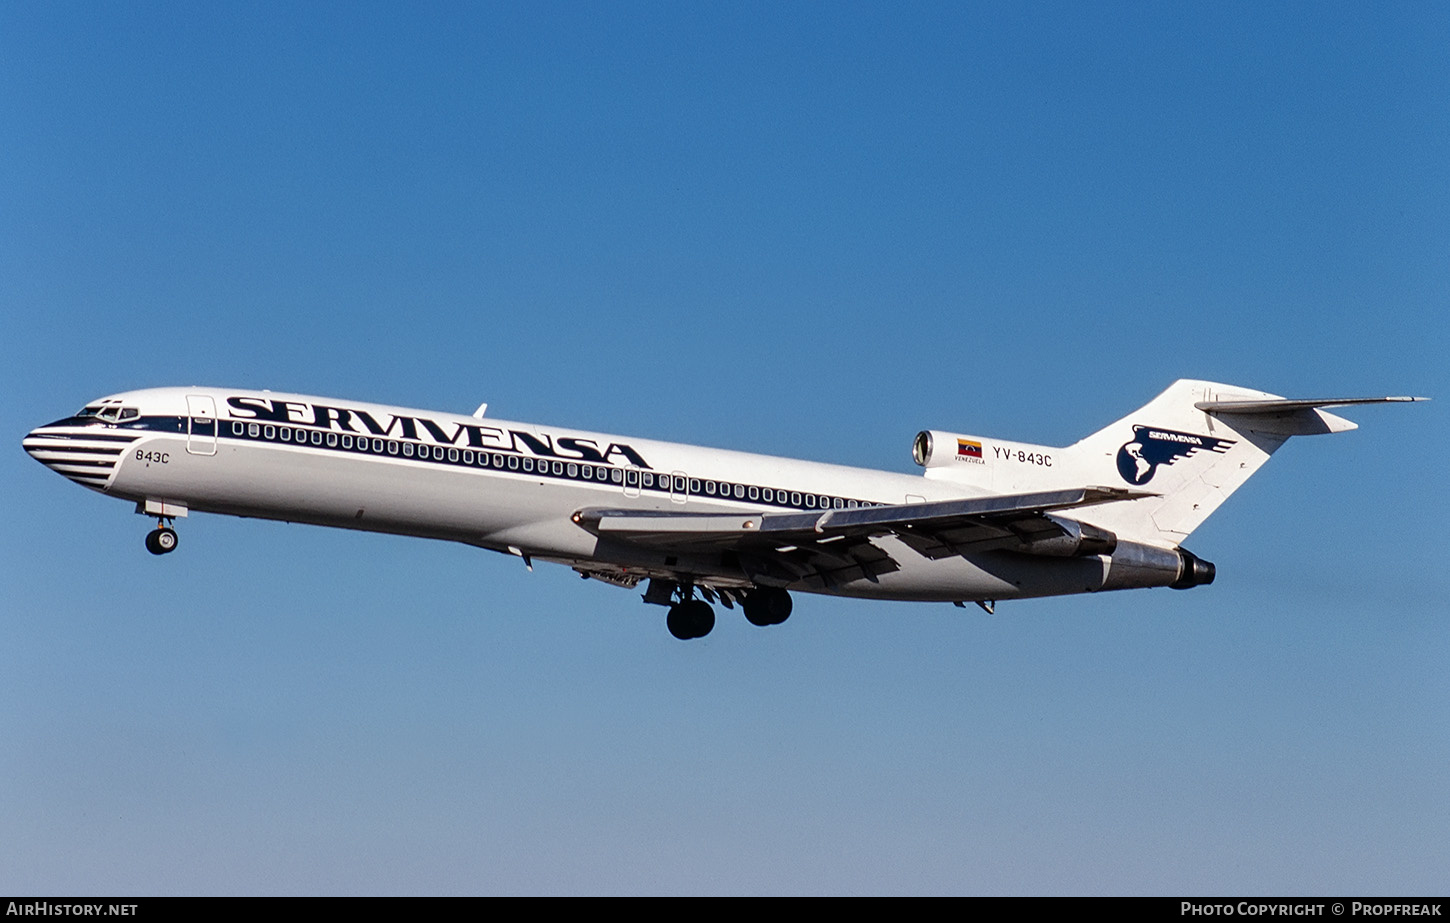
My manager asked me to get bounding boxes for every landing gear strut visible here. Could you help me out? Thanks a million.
[145,522,178,555]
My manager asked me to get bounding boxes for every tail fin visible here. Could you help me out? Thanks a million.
[918,380,1421,548]
[1062,380,1420,546]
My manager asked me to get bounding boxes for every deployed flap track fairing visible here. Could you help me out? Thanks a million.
[24,381,1423,639]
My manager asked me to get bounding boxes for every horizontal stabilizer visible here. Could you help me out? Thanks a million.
[1194,396,1426,413]
[1193,395,1427,436]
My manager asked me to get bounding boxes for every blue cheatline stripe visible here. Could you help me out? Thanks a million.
[143,416,883,514]
[26,430,143,443]
[24,445,127,455]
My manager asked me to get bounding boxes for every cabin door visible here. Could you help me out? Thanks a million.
[186,394,218,456]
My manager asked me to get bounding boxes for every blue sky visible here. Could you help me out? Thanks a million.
[3,1,1446,895]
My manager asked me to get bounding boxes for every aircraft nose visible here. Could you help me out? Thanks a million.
[21,426,52,463]
[22,420,135,490]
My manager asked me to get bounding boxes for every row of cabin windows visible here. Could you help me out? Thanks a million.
[227,420,868,511]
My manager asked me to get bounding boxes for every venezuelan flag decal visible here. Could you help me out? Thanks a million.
[956,439,983,460]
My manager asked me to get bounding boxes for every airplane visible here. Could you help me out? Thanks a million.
[23,380,1423,639]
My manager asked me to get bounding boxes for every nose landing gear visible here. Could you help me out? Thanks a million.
[145,521,179,555]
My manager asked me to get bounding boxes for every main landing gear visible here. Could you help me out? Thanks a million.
[655,582,793,640]
[741,587,792,627]
[145,522,178,555]
[666,599,715,640]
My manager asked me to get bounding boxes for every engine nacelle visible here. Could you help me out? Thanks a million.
[1101,541,1216,592]
[912,430,990,469]
[912,429,1060,491]
[1170,549,1216,589]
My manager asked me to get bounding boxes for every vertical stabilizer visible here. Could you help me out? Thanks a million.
[1062,381,1290,545]
[1031,381,1418,547]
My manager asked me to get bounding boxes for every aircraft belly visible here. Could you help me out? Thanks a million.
[111,437,581,543]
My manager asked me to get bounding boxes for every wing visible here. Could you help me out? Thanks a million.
[572,486,1151,591]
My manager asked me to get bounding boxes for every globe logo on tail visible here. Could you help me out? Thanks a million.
[1116,425,1235,485]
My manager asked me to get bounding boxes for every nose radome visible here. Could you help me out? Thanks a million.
[22,426,53,462]
[22,421,139,491]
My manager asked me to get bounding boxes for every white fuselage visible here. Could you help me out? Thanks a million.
[25,386,1181,604]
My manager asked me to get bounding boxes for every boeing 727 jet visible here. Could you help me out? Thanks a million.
[24,380,1421,639]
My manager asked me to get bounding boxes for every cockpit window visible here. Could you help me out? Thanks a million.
[75,404,139,424]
